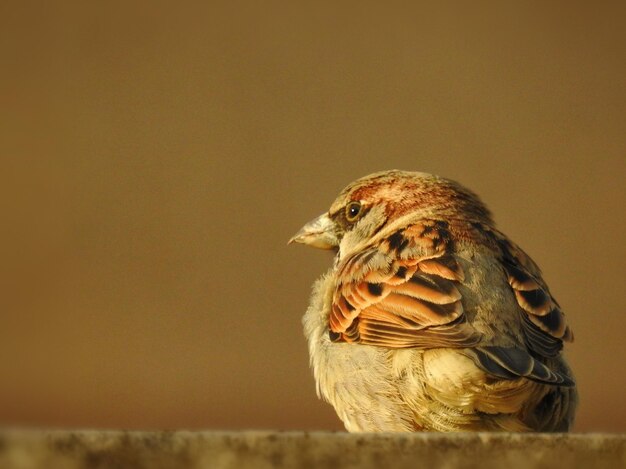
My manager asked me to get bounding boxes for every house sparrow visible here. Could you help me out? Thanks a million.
[289,170,576,432]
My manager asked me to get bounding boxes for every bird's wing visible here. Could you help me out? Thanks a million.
[330,219,574,387]
[488,227,574,355]
[462,224,575,386]
[330,219,482,348]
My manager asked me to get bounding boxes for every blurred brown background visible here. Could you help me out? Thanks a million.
[0,1,624,432]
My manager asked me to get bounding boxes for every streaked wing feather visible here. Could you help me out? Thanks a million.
[480,225,574,357]
[330,220,482,349]
[464,346,574,387]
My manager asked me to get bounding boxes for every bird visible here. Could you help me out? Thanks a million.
[289,170,577,432]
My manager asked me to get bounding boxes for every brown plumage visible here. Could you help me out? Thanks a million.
[290,170,577,432]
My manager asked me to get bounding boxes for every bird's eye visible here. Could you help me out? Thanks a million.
[345,201,362,222]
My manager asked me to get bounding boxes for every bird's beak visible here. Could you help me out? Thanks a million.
[288,213,339,250]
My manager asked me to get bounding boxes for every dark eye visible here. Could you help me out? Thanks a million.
[345,201,362,222]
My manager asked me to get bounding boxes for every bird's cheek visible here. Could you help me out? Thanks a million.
[337,230,364,261]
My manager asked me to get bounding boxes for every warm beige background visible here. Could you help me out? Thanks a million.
[1,1,624,431]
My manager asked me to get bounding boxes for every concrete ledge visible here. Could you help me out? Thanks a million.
[0,431,624,469]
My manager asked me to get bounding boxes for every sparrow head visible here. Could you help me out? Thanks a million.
[289,170,493,251]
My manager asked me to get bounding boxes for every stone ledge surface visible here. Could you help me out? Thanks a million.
[0,431,624,469]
